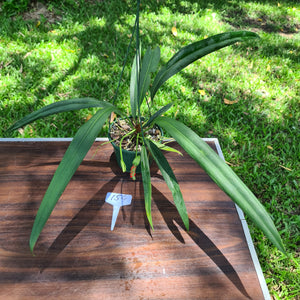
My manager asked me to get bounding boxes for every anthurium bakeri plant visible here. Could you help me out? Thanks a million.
[9,0,285,255]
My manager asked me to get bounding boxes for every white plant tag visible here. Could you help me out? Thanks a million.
[105,192,132,230]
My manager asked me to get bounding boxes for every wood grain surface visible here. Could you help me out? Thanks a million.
[0,140,264,300]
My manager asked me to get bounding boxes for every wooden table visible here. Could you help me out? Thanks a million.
[0,138,268,299]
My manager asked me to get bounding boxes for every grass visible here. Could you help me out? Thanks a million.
[1,0,299,298]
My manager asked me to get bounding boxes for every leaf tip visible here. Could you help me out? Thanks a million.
[120,160,127,173]
[29,239,36,256]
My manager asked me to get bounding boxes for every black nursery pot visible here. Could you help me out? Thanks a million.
[108,119,162,174]
[110,139,141,173]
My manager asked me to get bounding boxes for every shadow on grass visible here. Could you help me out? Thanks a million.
[2,0,298,136]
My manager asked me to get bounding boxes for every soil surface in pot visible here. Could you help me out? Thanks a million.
[109,118,162,152]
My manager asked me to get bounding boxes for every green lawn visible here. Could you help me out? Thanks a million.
[1,1,299,298]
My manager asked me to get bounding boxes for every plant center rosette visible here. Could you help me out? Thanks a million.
[108,117,162,176]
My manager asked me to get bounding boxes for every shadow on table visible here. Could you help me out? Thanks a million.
[152,186,250,299]
[29,150,249,298]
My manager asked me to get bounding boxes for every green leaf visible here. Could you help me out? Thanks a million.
[120,159,127,173]
[130,47,160,118]
[145,139,189,231]
[150,139,183,156]
[139,46,160,106]
[8,98,119,132]
[133,155,141,167]
[151,31,260,100]
[29,106,115,253]
[130,53,139,118]
[143,102,173,129]
[141,145,153,229]
[155,116,285,253]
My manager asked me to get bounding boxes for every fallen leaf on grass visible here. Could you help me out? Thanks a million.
[198,89,206,96]
[174,109,179,118]
[172,27,178,37]
[267,145,273,150]
[85,114,93,122]
[23,52,33,59]
[279,165,292,171]
[224,98,239,105]
[18,128,24,135]
[225,161,239,167]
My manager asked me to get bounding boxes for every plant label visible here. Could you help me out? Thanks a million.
[105,192,132,230]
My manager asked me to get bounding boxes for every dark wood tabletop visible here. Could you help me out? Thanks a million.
[0,139,265,299]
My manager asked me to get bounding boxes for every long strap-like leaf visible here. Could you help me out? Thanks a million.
[151,31,259,100]
[145,139,189,231]
[8,98,119,132]
[130,53,139,118]
[142,102,172,129]
[139,47,160,107]
[29,106,115,252]
[154,116,285,253]
[141,145,153,229]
